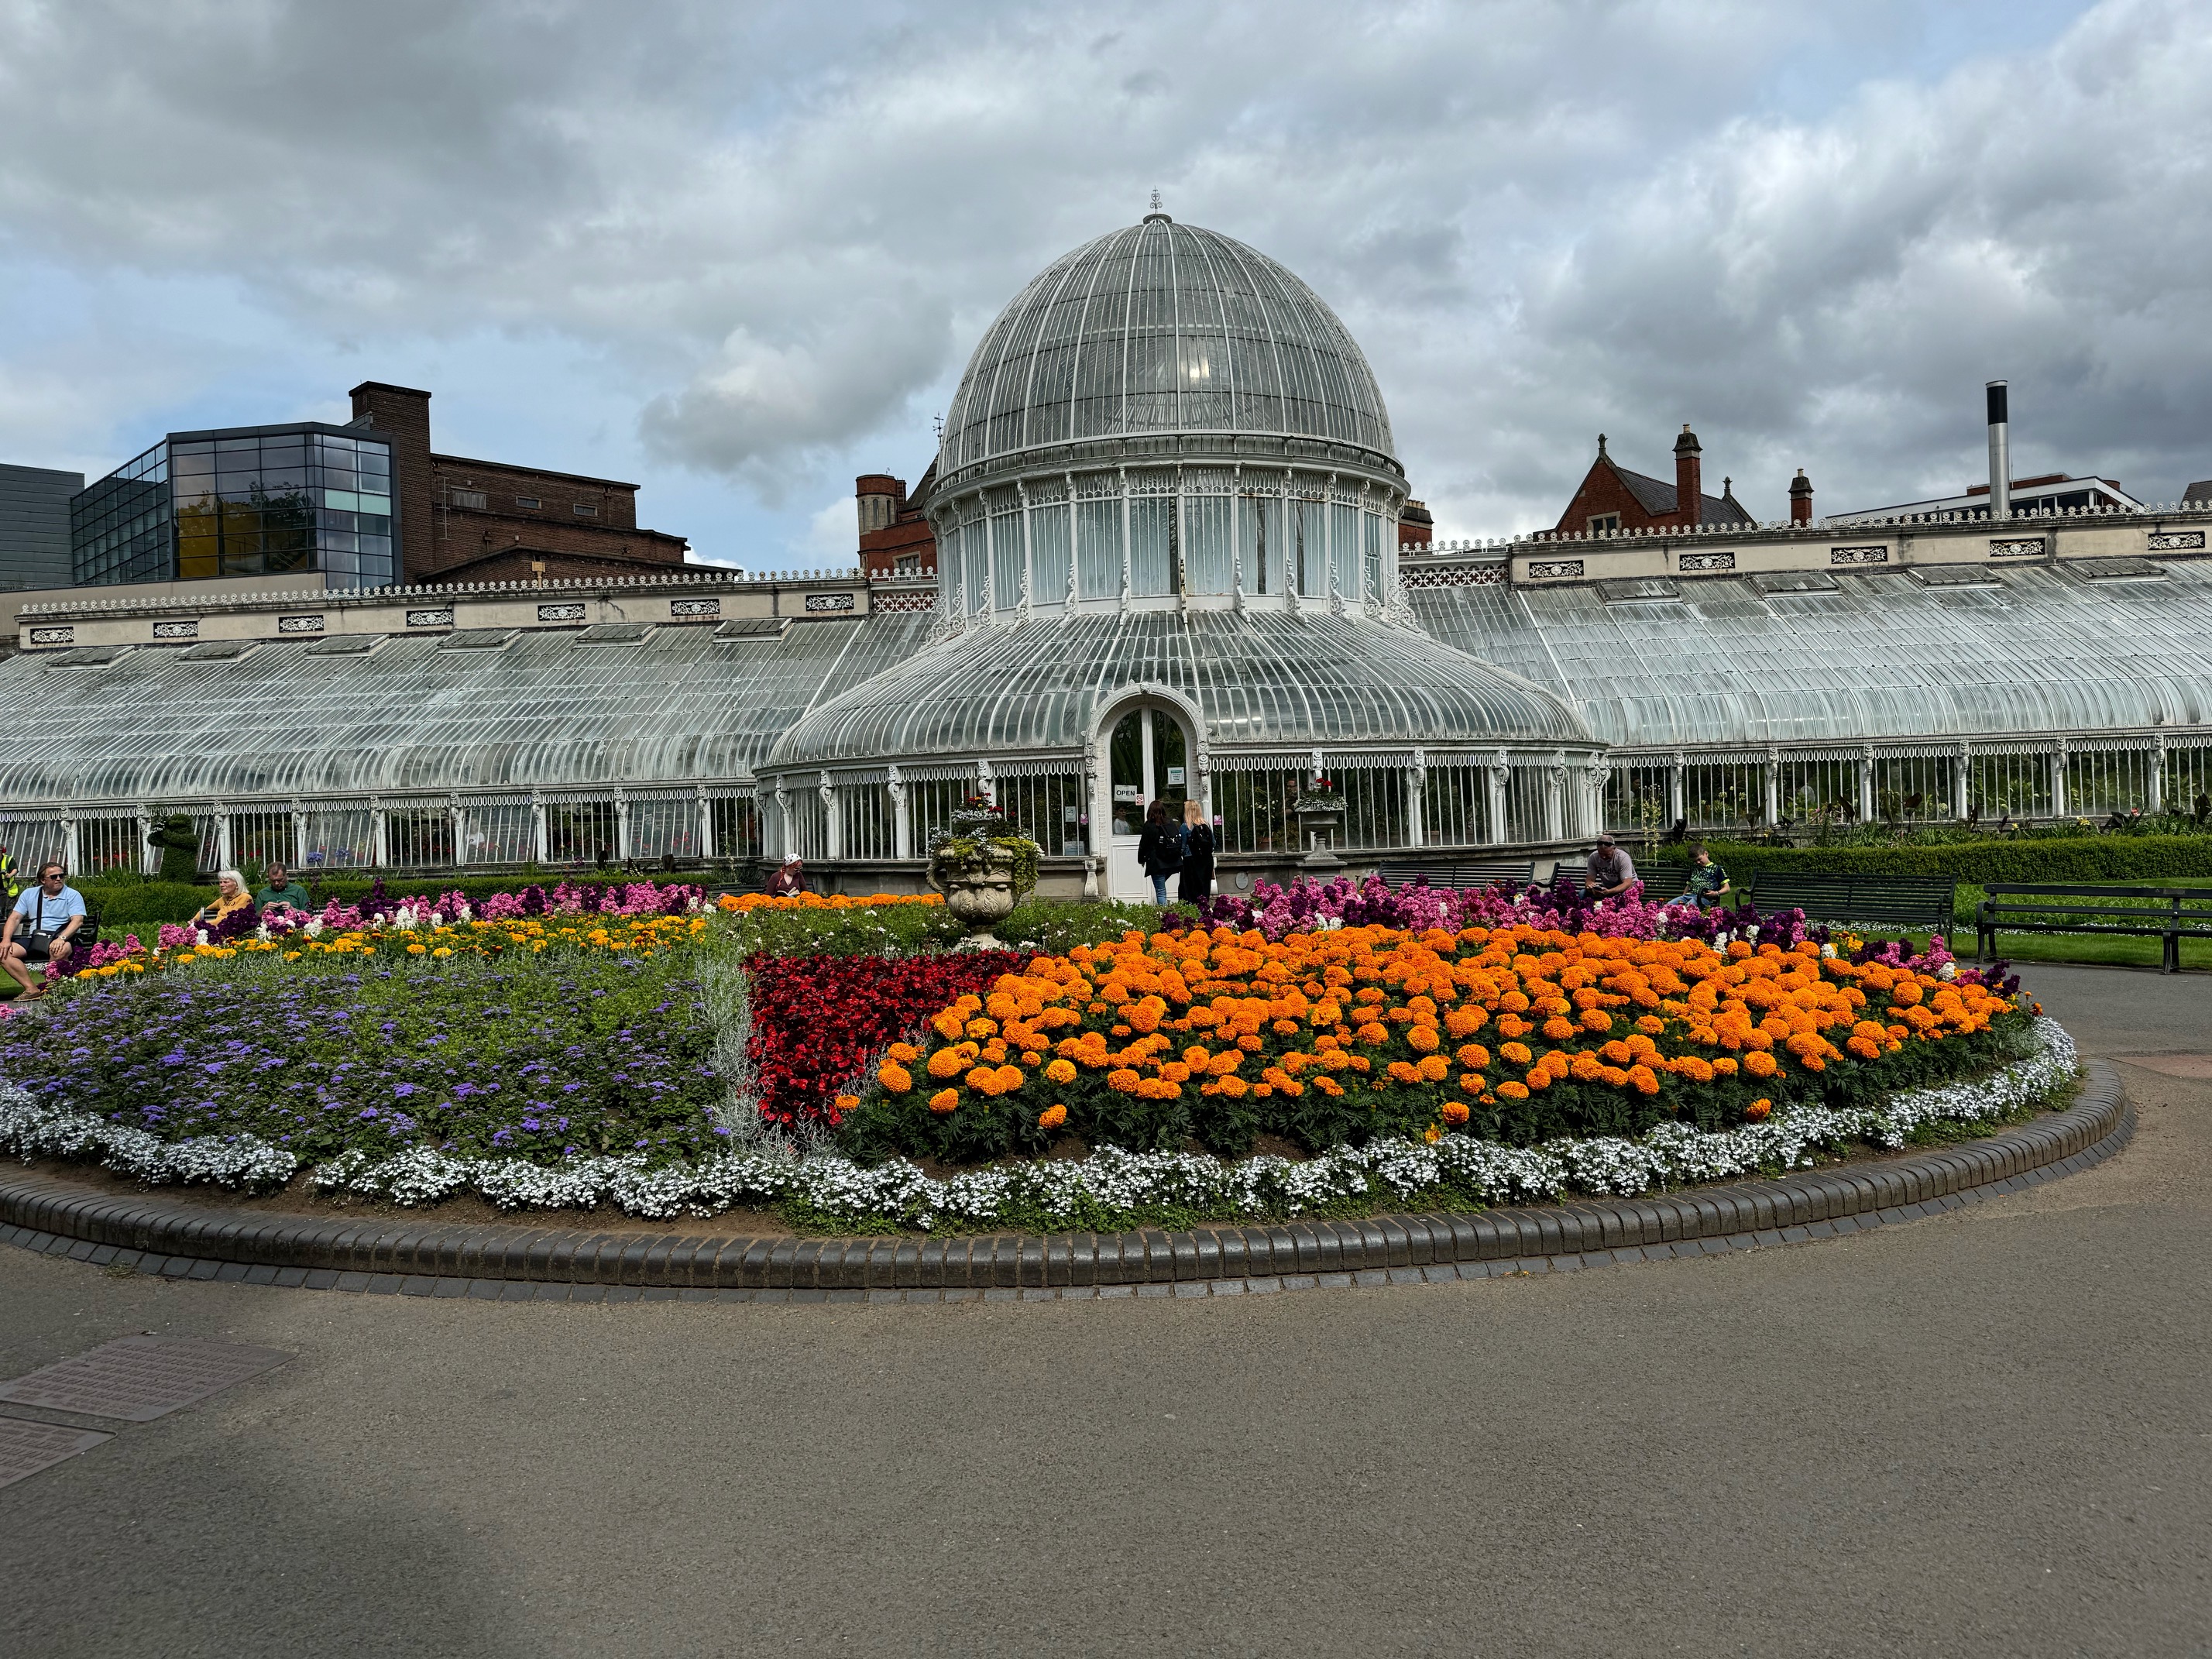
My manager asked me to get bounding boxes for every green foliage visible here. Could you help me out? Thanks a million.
[146,814,198,884]
[1645,835,2212,887]
[724,902,970,957]
[77,882,217,929]
[998,898,1164,956]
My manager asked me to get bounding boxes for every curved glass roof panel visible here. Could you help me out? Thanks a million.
[765,610,1589,771]
[941,217,1395,475]
[0,615,936,804]
[1407,561,2212,747]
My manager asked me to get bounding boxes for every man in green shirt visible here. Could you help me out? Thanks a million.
[253,863,313,915]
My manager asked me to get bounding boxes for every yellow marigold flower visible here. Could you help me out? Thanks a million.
[407,943,427,955]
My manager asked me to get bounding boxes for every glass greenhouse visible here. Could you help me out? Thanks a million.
[3,212,2210,895]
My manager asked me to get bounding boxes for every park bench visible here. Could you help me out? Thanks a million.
[1975,884,2212,974]
[1376,860,1534,891]
[1745,874,1959,945]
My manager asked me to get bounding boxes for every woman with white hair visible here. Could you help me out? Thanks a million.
[186,868,259,934]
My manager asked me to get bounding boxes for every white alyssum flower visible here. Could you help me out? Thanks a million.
[0,1022,2083,1231]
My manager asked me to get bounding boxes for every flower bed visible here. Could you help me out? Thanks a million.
[0,880,2071,1238]
[0,951,726,1178]
[0,1017,2076,1229]
[840,922,2025,1163]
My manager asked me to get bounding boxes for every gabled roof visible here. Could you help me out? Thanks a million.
[1605,459,1755,526]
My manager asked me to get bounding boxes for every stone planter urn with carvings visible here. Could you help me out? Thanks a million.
[925,803,1039,950]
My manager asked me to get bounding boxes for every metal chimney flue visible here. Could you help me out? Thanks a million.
[1986,380,2011,519]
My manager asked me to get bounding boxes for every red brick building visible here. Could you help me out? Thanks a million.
[856,469,939,576]
[349,383,691,586]
[1550,425,1756,537]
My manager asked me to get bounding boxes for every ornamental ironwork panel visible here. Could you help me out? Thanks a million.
[1526,559,1585,579]
[804,592,856,612]
[1829,545,1889,565]
[2148,531,2206,551]
[276,613,325,633]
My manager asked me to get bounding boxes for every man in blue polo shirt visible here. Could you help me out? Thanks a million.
[2,861,88,999]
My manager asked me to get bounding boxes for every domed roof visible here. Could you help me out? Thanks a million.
[938,215,1396,477]
[764,610,1591,773]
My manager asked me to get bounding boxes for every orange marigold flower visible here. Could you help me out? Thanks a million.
[1626,1064,1660,1096]
[1636,1015,1666,1036]
[1743,1050,1779,1078]
[1215,1075,1250,1098]
[1044,1057,1077,1085]
[928,1089,959,1115]
[1406,1025,1441,1053]
[926,1048,967,1080]
[1542,1016,1578,1042]
[878,1063,914,1094]
[1444,1007,1487,1038]
[930,1011,965,1040]
[1499,1040,1533,1066]
[885,1042,921,1063]
[1440,1100,1471,1125]
[1106,1068,1142,1094]
[1496,1081,1530,1100]
[1417,1054,1450,1083]
[1038,1104,1068,1129]
[1746,1098,1772,1121]
[1456,1043,1491,1070]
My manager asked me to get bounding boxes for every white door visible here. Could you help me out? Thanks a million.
[1104,707,1190,901]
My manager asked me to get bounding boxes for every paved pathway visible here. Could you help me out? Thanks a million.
[0,964,2205,1657]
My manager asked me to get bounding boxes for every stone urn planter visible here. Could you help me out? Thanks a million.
[1290,787,1347,874]
[926,806,1040,949]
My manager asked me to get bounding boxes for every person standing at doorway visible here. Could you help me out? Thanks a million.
[1178,802,1216,906]
[1137,800,1184,906]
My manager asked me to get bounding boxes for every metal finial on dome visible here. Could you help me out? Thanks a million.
[1144,188,1170,223]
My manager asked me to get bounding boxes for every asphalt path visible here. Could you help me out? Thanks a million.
[1,963,2206,1657]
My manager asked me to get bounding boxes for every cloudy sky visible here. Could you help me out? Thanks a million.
[2,0,2207,568]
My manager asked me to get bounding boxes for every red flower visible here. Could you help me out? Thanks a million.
[745,952,1023,1126]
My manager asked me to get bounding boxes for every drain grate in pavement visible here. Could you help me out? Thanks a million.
[0,1335,290,1423]
[0,1413,113,1489]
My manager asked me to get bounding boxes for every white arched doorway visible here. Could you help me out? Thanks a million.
[1099,700,1197,902]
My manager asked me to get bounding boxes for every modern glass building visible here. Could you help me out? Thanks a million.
[70,423,397,588]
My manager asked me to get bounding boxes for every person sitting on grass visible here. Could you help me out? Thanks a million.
[253,862,311,916]
[185,868,258,935]
[2,861,87,999]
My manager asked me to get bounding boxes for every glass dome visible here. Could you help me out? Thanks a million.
[939,214,1396,479]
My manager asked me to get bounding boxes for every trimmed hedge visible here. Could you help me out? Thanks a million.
[1643,836,2212,886]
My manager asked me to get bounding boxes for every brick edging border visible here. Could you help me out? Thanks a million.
[1,1063,2131,1300]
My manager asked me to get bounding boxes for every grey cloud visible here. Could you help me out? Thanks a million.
[5,0,2206,532]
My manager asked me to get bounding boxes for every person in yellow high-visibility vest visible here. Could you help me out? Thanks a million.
[0,847,18,902]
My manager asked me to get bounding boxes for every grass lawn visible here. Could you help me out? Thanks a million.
[1846,877,2212,971]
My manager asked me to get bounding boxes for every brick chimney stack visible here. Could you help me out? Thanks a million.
[350,382,434,581]
[1673,424,1702,527]
[1789,468,1813,525]
[855,474,905,539]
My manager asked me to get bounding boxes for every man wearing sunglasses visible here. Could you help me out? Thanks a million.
[2,861,87,1000]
